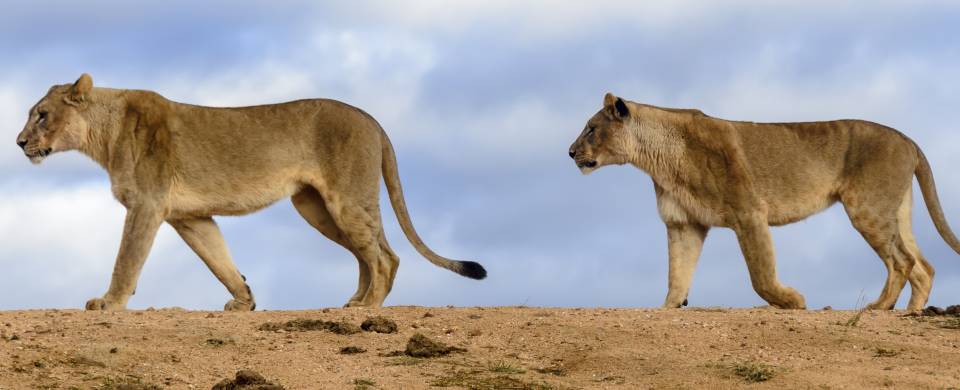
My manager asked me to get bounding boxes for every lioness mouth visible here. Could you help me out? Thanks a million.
[577,160,597,168]
[25,148,51,162]
[27,148,51,158]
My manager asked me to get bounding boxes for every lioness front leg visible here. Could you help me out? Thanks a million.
[734,217,806,309]
[86,206,164,311]
[169,218,255,311]
[662,223,708,308]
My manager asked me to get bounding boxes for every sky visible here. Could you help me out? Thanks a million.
[1,1,959,310]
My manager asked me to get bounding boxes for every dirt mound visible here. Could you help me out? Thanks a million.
[405,333,467,358]
[361,316,398,333]
[2,307,959,388]
[211,370,284,390]
[257,318,359,335]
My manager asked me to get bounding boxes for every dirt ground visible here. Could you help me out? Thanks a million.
[0,307,958,389]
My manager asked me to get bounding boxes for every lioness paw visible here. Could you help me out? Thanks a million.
[85,298,107,310]
[224,299,255,311]
[85,297,126,311]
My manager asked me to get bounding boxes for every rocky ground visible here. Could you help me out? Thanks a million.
[0,307,958,389]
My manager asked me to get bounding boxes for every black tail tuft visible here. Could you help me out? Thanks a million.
[458,261,487,280]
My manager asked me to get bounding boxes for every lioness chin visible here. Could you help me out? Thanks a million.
[569,93,960,311]
[16,74,486,311]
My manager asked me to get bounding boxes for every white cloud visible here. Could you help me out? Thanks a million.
[156,29,436,128]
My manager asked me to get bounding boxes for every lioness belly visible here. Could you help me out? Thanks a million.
[167,177,305,218]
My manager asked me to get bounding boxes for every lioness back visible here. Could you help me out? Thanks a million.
[733,119,914,225]
[155,96,384,217]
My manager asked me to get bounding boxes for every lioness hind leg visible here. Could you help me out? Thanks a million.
[898,189,934,311]
[843,195,914,310]
[169,218,255,311]
[311,187,391,308]
[379,232,401,294]
[291,188,370,306]
[734,216,806,309]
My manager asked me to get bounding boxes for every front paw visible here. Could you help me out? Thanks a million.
[85,298,123,311]
[224,299,255,311]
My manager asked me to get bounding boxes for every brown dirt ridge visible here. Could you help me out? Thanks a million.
[0,307,958,389]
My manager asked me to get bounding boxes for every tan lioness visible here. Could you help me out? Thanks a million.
[569,93,960,311]
[16,74,486,310]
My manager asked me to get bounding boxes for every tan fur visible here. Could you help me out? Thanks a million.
[16,74,485,311]
[569,92,960,311]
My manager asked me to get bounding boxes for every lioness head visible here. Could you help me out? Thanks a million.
[16,74,94,164]
[568,92,635,174]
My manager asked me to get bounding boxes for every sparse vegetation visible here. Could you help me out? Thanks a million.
[845,293,869,327]
[873,347,899,358]
[353,378,376,390]
[940,318,960,330]
[430,369,554,390]
[489,361,526,374]
[733,362,776,383]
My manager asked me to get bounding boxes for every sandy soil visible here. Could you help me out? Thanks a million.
[0,307,957,389]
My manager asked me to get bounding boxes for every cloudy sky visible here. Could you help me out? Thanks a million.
[1,1,958,310]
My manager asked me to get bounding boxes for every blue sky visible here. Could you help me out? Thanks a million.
[1,1,958,310]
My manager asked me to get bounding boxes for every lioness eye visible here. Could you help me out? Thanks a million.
[37,111,47,123]
[586,126,595,135]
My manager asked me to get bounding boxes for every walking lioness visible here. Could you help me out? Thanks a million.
[16,74,486,310]
[569,93,960,310]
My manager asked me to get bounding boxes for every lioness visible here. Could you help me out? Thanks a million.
[569,93,960,311]
[16,74,486,310]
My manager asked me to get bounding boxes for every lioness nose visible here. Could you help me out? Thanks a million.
[568,150,576,159]
[16,139,27,149]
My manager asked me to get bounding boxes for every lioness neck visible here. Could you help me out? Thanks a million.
[78,88,129,169]
[627,114,686,183]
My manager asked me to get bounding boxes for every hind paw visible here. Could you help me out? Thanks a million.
[224,299,256,311]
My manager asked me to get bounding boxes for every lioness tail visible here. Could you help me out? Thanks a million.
[915,148,960,255]
[379,131,487,279]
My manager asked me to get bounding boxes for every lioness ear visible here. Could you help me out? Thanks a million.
[67,73,93,105]
[603,92,630,119]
